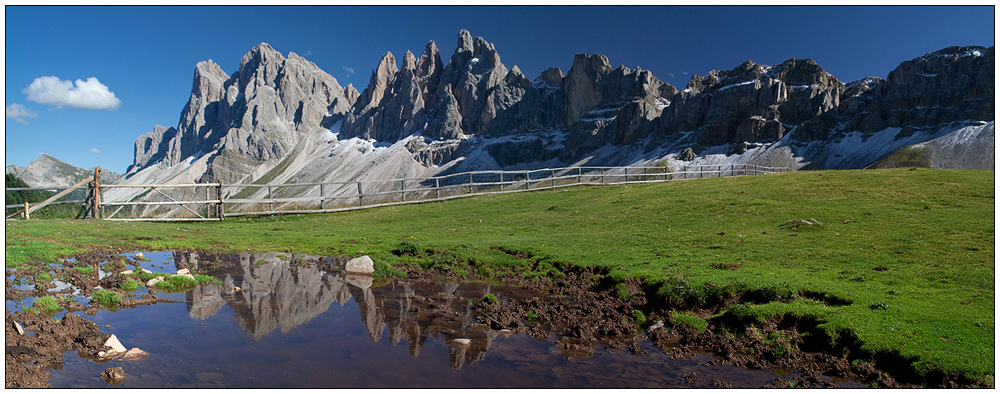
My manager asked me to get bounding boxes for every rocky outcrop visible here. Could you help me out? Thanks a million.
[657,58,844,146]
[127,43,358,184]
[837,46,994,138]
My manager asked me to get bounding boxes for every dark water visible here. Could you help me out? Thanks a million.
[43,251,853,388]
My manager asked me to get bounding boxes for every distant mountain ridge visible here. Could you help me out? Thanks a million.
[115,30,991,207]
[5,154,122,188]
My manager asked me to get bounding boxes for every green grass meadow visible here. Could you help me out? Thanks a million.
[4,168,994,384]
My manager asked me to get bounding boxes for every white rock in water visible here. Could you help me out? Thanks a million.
[99,334,127,358]
[121,347,149,360]
[344,255,375,274]
[453,338,472,346]
[146,276,165,287]
[134,252,144,260]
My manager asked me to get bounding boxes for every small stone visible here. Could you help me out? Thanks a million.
[146,276,165,287]
[234,286,241,292]
[140,268,152,274]
[104,324,111,328]
[13,321,24,335]
[649,320,665,331]
[499,329,512,334]
[98,334,127,358]
[176,268,190,276]
[121,347,149,360]
[100,367,126,385]
[344,255,375,274]
[134,252,144,260]
[120,270,133,275]
[453,338,472,346]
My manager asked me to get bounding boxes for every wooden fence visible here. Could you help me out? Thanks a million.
[7,164,790,221]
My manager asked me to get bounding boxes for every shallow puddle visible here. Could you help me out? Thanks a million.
[39,251,859,388]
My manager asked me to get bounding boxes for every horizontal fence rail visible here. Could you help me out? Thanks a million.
[7,164,790,221]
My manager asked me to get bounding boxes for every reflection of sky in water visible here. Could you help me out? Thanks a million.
[40,251,857,388]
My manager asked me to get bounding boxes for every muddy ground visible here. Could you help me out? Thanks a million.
[5,249,983,388]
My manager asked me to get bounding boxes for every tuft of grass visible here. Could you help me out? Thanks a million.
[32,296,61,314]
[119,279,140,292]
[631,309,647,325]
[91,290,122,306]
[153,275,198,292]
[482,293,499,304]
[670,311,708,333]
[193,274,221,285]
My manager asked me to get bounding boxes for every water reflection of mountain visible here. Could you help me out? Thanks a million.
[175,252,532,369]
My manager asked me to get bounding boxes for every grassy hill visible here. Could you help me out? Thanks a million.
[5,168,994,385]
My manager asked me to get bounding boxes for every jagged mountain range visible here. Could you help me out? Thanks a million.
[114,30,991,203]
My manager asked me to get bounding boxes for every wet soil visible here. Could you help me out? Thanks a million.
[4,249,984,388]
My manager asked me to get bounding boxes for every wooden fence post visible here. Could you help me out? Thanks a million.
[205,184,211,218]
[357,182,363,207]
[319,183,325,210]
[23,202,29,220]
[217,183,225,220]
[267,186,274,212]
[92,167,102,219]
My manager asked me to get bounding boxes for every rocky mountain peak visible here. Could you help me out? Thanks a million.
[416,41,443,81]
[238,42,286,93]
[540,67,565,86]
[457,29,474,53]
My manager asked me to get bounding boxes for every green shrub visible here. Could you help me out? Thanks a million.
[92,290,122,306]
[482,293,499,304]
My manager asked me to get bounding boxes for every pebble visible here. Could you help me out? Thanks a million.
[13,321,24,335]
[453,338,472,346]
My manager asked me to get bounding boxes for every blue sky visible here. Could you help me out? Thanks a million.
[4,5,994,174]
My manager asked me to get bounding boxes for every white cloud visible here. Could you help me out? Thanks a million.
[682,71,690,76]
[668,72,676,78]
[90,148,101,154]
[6,103,39,125]
[23,76,122,110]
[342,66,355,74]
